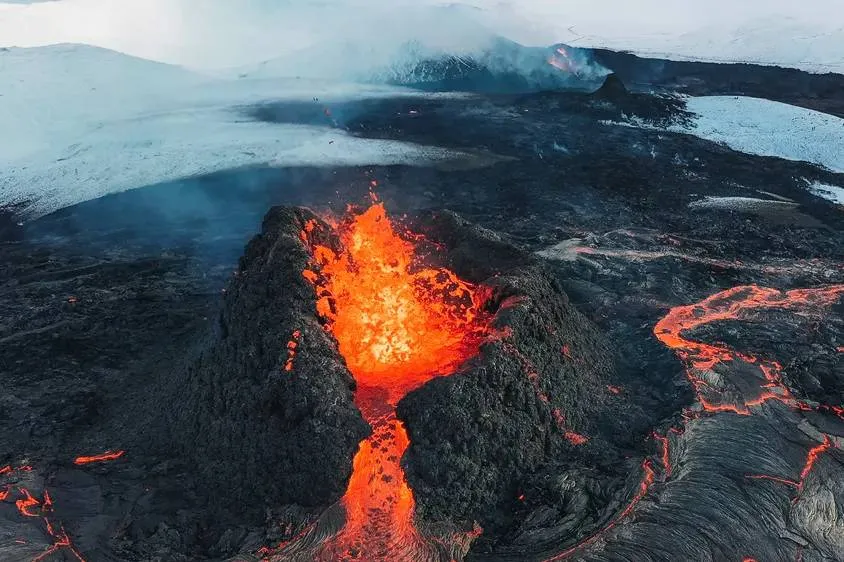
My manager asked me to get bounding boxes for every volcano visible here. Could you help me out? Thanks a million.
[2,45,843,562]
[156,199,632,561]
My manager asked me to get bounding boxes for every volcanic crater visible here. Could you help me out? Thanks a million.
[159,197,643,561]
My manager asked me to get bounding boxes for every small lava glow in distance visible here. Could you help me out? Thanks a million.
[73,450,125,465]
[270,197,490,561]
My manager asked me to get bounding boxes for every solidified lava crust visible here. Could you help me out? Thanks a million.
[395,211,628,540]
[163,206,370,523]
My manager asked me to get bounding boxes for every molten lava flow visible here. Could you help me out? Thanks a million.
[649,285,844,544]
[73,450,125,465]
[546,285,843,561]
[304,201,486,399]
[297,200,489,560]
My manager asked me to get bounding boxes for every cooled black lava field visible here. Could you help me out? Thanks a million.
[1,54,843,562]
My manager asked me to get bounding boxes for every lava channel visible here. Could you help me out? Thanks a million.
[654,285,844,416]
[287,199,489,561]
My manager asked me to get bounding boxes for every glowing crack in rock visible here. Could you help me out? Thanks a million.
[1,464,86,562]
[746,435,836,496]
[545,460,657,561]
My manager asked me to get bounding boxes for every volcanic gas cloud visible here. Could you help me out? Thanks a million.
[297,198,489,560]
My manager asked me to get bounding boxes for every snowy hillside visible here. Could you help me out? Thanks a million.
[0,44,207,163]
[0,44,470,217]
[671,96,844,174]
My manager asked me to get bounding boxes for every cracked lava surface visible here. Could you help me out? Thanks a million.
[1,451,124,561]
[541,284,843,561]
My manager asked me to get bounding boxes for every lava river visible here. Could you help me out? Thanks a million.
[294,199,489,561]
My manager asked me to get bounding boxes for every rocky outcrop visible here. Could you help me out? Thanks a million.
[166,207,368,521]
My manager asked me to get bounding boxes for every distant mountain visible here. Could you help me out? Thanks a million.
[240,37,610,94]
[381,39,609,93]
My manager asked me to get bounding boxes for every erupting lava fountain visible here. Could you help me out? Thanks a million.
[297,197,490,560]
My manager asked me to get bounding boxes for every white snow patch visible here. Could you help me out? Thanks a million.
[807,182,844,205]
[688,196,798,212]
[0,45,477,216]
[669,96,844,173]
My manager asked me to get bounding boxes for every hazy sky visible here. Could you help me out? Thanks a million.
[0,0,840,69]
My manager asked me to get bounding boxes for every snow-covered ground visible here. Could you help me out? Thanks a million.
[0,44,475,217]
[807,182,844,205]
[670,96,844,174]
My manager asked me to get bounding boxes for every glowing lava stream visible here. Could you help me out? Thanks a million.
[299,200,489,561]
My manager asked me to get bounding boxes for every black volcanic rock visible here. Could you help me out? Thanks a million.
[590,47,844,117]
[164,207,369,522]
[0,205,24,242]
[595,73,628,99]
[396,211,630,537]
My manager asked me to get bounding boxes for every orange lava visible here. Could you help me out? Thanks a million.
[548,47,573,72]
[299,200,489,560]
[283,330,301,372]
[564,432,589,446]
[799,436,833,486]
[73,450,125,465]
[652,432,672,478]
[304,201,487,400]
